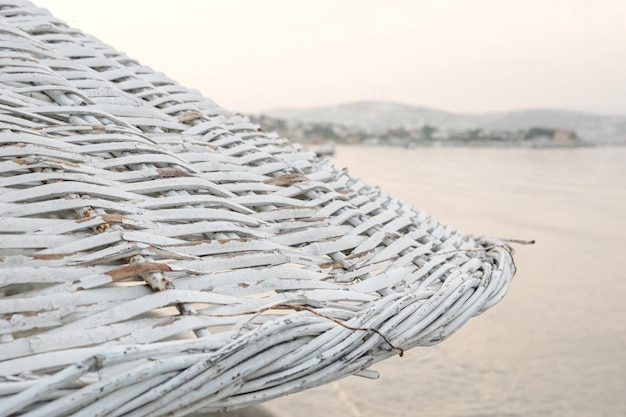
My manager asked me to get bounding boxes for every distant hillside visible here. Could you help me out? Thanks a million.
[263,101,626,144]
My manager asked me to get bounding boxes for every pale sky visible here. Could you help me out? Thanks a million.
[33,0,626,115]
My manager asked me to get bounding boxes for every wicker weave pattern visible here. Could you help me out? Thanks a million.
[0,1,516,416]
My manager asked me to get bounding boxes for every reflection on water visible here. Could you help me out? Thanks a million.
[264,146,626,417]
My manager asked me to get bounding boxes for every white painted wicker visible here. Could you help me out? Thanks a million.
[0,1,517,416]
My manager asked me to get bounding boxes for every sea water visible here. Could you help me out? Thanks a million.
[261,145,626,417]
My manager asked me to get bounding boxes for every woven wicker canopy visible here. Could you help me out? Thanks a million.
[0,1,516,416]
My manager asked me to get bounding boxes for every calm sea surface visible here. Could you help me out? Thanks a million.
[260,145,626,417]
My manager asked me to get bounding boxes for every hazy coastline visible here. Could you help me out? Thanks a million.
[252,101,626,148]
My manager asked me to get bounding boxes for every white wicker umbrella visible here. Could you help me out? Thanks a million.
[0,1,517,416]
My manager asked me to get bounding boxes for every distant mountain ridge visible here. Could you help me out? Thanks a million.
[262,101,626,144]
